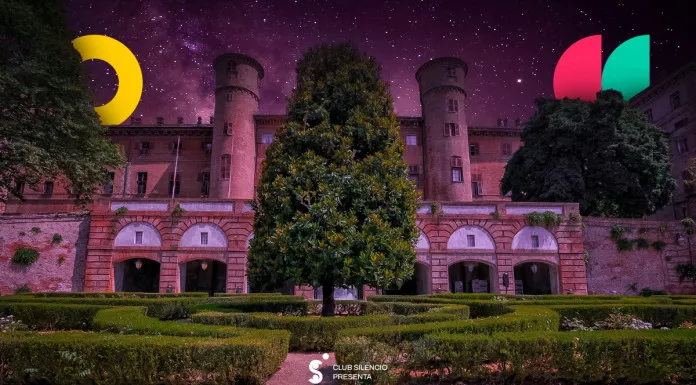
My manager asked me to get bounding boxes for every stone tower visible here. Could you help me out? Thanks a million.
[210,53,264,200]
[416,57,472,202]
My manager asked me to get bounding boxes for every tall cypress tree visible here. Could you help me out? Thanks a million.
[0,0,124,204]
[249,43,419,316]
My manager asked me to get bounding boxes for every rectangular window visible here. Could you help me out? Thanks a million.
[501,142,512,156]
[678,138,689,154]
[199,171,210,195]
[444,123,459,137]
[135,231,143,245]
[451,156,462,167]
[675,118,689,129]
[261,133,274,144]
[43,181,54,197]
[452,167,463,182]
[220,154,231,180]
[171,140,183,155]
[169,172,181,196]
[646,109,653,122]
[203,141,212,156]
[447,67,457,78]
[405,135,417,146]
[103,172,115,195]
[139,141,150,156]
[671,91,682,110]
[531,235,540,248]
[469,143,480,156]
[227,60,237,73]
[472,174,482,196]
[136,172,147,195]
[224,122,233,135]
[200,232,209,245]
[447,99,458,113]
[466,234,475,247]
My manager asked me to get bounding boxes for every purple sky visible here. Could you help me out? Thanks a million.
[66,0,694,126]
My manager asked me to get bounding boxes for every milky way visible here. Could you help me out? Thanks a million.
[66,0,694,126]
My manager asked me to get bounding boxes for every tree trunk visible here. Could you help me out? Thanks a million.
[321,282,335,316]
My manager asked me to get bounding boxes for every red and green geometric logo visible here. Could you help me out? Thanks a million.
[553,35,650,101]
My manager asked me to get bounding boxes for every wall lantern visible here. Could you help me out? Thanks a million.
[530,263,538,274]
[466,262,476,273]
[134,259,143,270]
[676,233,685,246]
[200,260,209,271]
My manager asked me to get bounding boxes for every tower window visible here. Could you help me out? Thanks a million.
[220,154,231,180]
[261,133,274,144]
[201,232,209,245]
[671,91,681,110]
[678,138,689,154]
[203,141,212,156]
[466,234,475,247]
[469,143,480,156]
[472,174,482,196]
[199,171,211,196]
[169,172,181,196]
[224,122,233,135]
[531,235,540,248]
[501,142,512,155]
[135,231,143,245]
[452,167,463,182]
[447,99,458,113]
[227,60,237,73]
[226,91,234,102]
[171,141,183,155]
[136,172,147,195]
[447,67,457,78]
[138,141,151,156]
[444,123,459,137]
[43,181,54,197]
[405,135,417,146]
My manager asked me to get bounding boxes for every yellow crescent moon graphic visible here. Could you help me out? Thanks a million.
[72,35,143,125]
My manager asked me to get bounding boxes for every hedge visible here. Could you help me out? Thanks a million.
[0,302,108,330]
[0,331,290,385]
[25,292,208,298]
[336,306,559,345]
[417,329,696,384]
[552,304,696,328]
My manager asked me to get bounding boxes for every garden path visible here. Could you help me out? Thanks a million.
[267,352,338,385]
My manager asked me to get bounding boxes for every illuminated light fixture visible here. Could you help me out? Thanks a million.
[466,262,475,273]
[134,259,143,270]
[200,261,209,271]
[530,263,538,274]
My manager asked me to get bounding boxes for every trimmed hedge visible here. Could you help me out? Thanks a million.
[552,304,696,328]
[26,292,208,298]
[0,331,289,385]
[418,329,696,383]
[0,302,108,330]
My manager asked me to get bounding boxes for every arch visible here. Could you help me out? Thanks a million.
[513,261,560,294]
[180,223,228,248]
[114,258,160,293]
[114,222,162,247]
[448,260,497,293]
[447,226,495,250]
[512,226,558,250]
[416,230,430,250]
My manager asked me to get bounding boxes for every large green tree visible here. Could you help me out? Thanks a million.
[501,90,674,218]
[0,0,124,205]
[249,43,419,316]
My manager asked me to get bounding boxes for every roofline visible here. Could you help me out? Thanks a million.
[415,57,468,81]
[213,53,265,79]
[629,62,696,106]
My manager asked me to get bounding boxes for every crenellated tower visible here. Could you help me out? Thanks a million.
[416,57,472,202]
[210,53,264,200]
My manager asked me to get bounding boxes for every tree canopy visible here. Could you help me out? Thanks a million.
[0,0,124,204]
[501,90,674,218]
[248,43,419,315]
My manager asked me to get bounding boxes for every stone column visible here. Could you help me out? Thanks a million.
[431,254,449,293]
[159,253,179,293]
[227,251,247,293]
[496,254,515,294]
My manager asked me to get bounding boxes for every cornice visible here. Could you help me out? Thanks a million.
[630,63,696,107]
[469,127,522,137]
[107,127,213,137]
[421,85,467,98]
[416,57,468,81]
[213,53,265,79]
[216,85,260,102]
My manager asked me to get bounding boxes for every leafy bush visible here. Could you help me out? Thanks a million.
[682,217,695,235]
[13,284,31,294]
[651,240,667,251]
[610,224,630,241]
[113,206,128,216]
[11,247,39,266]
[0,315,27,332]
[30,227,41,234]
[617,238,633,251]
[639,287,667,297]
[524,211,562,228]
[51,233,63,244]
[635,237,649,249]
[551,304,696,328]
[0,303,107,330]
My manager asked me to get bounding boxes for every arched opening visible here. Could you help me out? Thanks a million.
[114,258,160,293]
[513,262,559,294]
[384,262,432,295]
[448,261,495,293]
[180,260,227,294]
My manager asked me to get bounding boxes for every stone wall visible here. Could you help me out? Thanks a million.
[0,213,89,294]
[584,217,696,294]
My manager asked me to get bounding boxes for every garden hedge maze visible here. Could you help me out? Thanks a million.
[1,292,696,384]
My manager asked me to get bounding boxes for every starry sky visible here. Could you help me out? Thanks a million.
[66,0,694,126]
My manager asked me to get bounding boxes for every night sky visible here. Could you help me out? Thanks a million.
[66,0,694,126]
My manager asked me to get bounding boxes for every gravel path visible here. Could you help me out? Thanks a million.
[267,352,338,385]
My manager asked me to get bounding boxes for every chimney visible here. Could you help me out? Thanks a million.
[156,117,164,126]
[177,117,184,125]
[515,118,521,127]
[497,118,502,127]
[209,116,214,124]
[197,116,202,125]
[503,118,508,127]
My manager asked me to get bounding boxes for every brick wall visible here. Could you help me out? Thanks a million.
[0,213,89,294]
[584,217,696,294]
